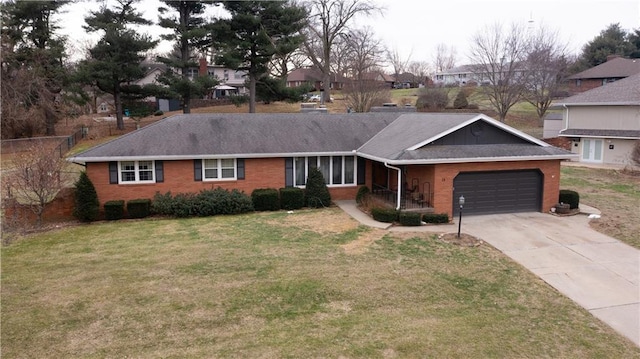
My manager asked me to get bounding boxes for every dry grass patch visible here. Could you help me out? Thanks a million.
[3,208,639,358]
[561,165,640,248]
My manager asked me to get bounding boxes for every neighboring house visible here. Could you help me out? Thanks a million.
[555,72,640,167]
[542,112,563,139]
[197,58,247,96]
[566,56,640,94]
[286,68,346,90]
[68,112,574,218]
[433,63,527,87]
[359,71,395,88]
[395,72,422,89]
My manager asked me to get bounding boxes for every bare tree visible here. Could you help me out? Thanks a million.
[301,0,381,103]
[433,43,456,72]
[407,60,431,86]
[523,25,570,123]
[468,22,529,122]
[6,141,66,226]
[341,28,388,112]
[386,46,411,86]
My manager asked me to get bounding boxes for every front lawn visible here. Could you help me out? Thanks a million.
[3,208,639,358]
[561,165,640,249]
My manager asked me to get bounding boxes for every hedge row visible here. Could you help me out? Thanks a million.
[370,208,450,225]
[151,188,253,218]
[250,187,306,211]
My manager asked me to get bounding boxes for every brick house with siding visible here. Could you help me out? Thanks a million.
[69,113,575,218]
[566,56,640,95]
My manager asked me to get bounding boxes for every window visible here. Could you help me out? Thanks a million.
[234,72,244,79]
[187,68,198,79]
[292,155,356,187]
[202,159,236,180]
[119,161,154,183]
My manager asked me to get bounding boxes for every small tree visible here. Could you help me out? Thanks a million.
[6,141,66,226]
[73,171,99,222]
[305,167,331,208]
[631,140,640,166]
[453,90,468,109]
[416,88,449,111]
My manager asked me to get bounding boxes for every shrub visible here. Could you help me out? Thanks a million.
[104,200,125,220]
[399,212,422,226]
[127,199,151,219]
[559,189,580,209]
[150,189,253,218]
[371,207,398,223]
[229,94,249,107]
[416,88,449,110]
[305,167,331,208]
[154,110,164,116]
[453,90,468,109]
[355,186,370,205]
[422,213,449,224]
[466,103,479,110]
[73,171,99,222]
[280,187,305,210]
[251,188,280,211]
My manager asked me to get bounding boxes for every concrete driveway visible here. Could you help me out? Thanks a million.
[462,212,640,346]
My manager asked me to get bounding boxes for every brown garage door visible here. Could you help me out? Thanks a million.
[453,170,542,215]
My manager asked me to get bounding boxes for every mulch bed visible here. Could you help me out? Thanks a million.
[438,233,483,247]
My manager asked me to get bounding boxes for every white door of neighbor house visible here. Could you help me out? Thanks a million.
[582,139,603,162]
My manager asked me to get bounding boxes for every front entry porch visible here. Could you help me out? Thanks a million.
[370,162,434,212]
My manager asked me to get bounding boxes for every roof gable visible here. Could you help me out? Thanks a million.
[567,57,640,80]
[555,72,640,105]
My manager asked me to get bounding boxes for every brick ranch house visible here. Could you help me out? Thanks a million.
[68,113,575,218]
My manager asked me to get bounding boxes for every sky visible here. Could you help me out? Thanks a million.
[55,0,640,69]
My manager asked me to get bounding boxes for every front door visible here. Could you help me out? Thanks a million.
[582,139,603,163]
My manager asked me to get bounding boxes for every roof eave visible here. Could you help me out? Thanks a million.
[356,152,577,165]
[556,102,640,106]
[559,134,640,140]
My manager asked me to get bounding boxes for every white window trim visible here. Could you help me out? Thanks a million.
[293,155,357,188]
[119,160,155,184]
[202,158,237,181]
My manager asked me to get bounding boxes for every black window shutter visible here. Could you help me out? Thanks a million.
[357,157,366,185]
[194,159,202,181]
[237,159,245,180]
[109,161,118,184]
[155,161,164,183]
[285,157,293,187]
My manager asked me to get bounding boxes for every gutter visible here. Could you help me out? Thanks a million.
[384,162,402,210]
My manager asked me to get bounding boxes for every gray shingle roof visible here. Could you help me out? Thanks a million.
[560,129,640,139]
[72,113,400,160]
[554,73,640,105]
[70,112,575,164]
[567,57,640,80]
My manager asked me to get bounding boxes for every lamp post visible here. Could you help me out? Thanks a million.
[457,195,465,238]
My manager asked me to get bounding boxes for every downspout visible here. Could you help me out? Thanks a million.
[384,162,402,210]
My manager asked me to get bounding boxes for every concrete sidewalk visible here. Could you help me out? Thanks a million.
[335,200,640,346]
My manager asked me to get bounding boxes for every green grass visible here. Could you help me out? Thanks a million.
[3,208,639,358]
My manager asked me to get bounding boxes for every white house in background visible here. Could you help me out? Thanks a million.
[433,64,480,86]
[554,72,640,167]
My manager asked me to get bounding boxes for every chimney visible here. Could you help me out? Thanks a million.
[199,58,208,76]
[606,54,621,62]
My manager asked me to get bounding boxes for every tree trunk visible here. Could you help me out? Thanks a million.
[249,74,256,113]
[114,87,124,130]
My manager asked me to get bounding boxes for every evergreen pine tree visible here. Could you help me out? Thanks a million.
[73,171,100,222]
[305,167,331,208]
[453,90,468,109]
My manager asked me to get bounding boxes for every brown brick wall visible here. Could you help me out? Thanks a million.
[567,79,602,94]
[88,158,360,204]
[431,160,561,218]
[3,187,76,224]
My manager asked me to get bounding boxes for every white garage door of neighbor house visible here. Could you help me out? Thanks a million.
[453,170,543,216]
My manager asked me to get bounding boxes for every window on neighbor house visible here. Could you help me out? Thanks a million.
[203,159,236,180]
[187,68,198,79]
[119,161,154,183]
[234,72,244,79]
[99,103,108,112]
[292,155,356,187]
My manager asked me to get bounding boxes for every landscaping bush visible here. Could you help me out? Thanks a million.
[150,189,253,218]
[422,213,449,224]
[355,186,370,205]
[416,88,449,110]
[251,188,280,211]
[371,207,398,223]
[279,187,305,210]
[127,199,151,219]
[104,200,125,221]
[453,90,469,109]
[154,110,164,116]
[229,94,249,107]
[559,189,580,209]
[399,212,422,226]
[305,167,331,208]
[73,171,99,222]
